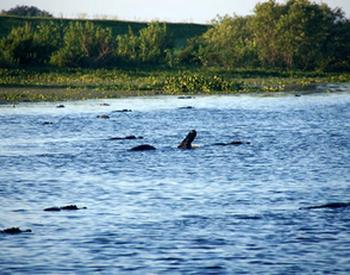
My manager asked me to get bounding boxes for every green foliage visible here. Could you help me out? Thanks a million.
[51,21,114,67]
[0,16,209,50]
[138,22,172,63]
[1,5,53,17]
[251,0,285,68]
[0,22,61,66]
[115,22,173,64]
[176,36,203,65]
[190,0,350,71]
[250,0,350,70]
[115,27,139,63]
[163,73,242,94]
[0,0,349,72]
[1,67,349,103]
[197,15,258,68]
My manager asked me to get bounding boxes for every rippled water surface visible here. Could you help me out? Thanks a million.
[1,87,350,274]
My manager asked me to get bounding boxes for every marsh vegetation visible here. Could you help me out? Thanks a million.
[0,0,349,102]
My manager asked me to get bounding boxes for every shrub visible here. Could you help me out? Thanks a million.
[163,73,242,94]
[115,22,173,65]
[0,22,61,66]
[51,21,113,67]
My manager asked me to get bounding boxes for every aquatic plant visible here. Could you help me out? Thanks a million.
[163,73,242,94]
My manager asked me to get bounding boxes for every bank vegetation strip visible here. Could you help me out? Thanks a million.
[0,0,350,102]
[1,67,349,103]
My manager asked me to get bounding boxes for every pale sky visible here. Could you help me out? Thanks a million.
[1,0,349,23]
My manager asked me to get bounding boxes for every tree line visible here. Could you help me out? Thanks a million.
[1,0,349,71]
[1,5,53,18]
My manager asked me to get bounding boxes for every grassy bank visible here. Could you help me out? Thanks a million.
[0,67,349,103]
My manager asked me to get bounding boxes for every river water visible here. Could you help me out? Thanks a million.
[1,86,350,274]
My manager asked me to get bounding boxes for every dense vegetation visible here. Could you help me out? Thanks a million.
[1,66,350,103]
[1,0,349,71]
[0,0,350,103]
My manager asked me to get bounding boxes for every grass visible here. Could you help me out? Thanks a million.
[0,67,349,103]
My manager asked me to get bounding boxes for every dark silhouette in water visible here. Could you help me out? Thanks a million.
[44,205,87,211]
[212,141,251,146]
[300,202,350,210]
[178,130,197,149]
[109,135,143,141]
[129,144,156,151]
[96,114,110,119]
[56,104,65,108]
[178,106,194,110]
[128,129,250,151]
[1,227,32,234]
[113,109,132,113]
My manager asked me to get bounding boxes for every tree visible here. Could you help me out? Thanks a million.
[251,0,286,68]
[138,22,172,63]
[197,15,258,68]
[115,27,139,63]
[275,0,341,69]
[0,22,61,66]
[248,0,350,70]
[51,21,114,67]
[114,22,173,64]
[325,18,350,71]
[1,5,53,17]
[176,36,204,66]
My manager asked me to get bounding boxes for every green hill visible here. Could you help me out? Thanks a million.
[0,15,209,47]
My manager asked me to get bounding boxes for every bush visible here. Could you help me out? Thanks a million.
[115,22,173,65]
[176,37,203,66]
[51,21,114,67]
[115,27,139,63]
[163,73,242,94]
[139,22,172,63]
[196,16,258,68]
[0,22,61,66]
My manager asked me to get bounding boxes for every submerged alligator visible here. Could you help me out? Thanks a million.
[44,205,87,212]
[129,129,250,151]
[300,202,350,210]
[109,135,143,141]
[1,227,32,234]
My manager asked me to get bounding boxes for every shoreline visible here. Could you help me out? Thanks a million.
[1,83,349,105]
[1,67,349,104]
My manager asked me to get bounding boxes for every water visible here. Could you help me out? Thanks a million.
[1,87,350,274]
